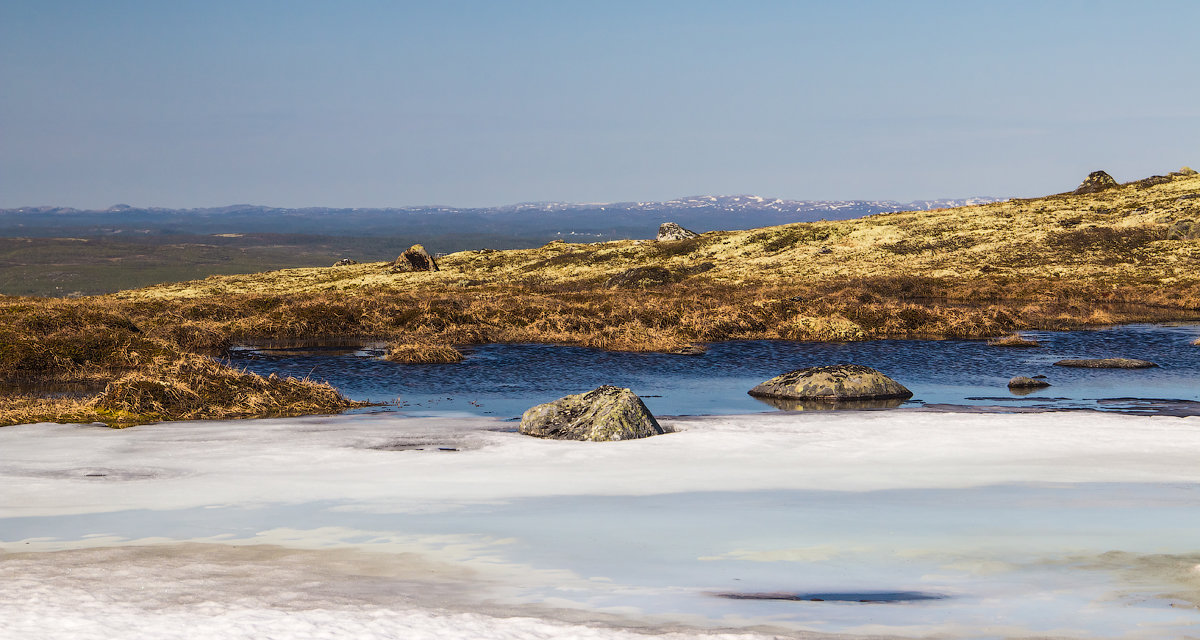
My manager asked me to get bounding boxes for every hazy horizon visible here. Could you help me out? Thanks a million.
[2,1,1197,209]
[3,192,1006,212]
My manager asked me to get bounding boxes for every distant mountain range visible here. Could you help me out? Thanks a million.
[0,195,1004,244]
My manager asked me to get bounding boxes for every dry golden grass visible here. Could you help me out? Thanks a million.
[91,353,360,425]
[117,168,1200,302]
[385,342,464,364]
[987,334,1041,347]
[0,354,359,428]
[3,167,1199,427]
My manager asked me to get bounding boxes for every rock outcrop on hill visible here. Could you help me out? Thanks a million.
[657,222,700,241]
[519,385,665,441]
[1072,171,1119,195]
[400,244,439,271]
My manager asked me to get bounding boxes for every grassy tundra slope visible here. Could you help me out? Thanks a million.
[2,169,1198,426]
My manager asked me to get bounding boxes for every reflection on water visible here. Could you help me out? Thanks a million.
[227,323,1200,418]
[0,381,107,398]
[750,396,906,411]
[716,591,946,603]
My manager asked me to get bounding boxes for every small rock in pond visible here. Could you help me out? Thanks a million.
[520,385,665,441]
[1053,358,1158,369]
[1008,376,1051,389]
[749,364,912,402]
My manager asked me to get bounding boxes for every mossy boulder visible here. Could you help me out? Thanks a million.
[1072,171,1119,195]
[1053,358,1158,368]
[748,364,912,402]
[657,222,700,241]
[519,385,665,441]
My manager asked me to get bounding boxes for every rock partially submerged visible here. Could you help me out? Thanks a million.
[1054,358,1158,369]
[657,222,700,242]
[748,364,913,403]
[520,385,665,441]
[1008,376,1051,389]
[1072,170,1119,195]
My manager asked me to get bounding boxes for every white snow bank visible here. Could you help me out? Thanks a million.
[3,410,1200,518]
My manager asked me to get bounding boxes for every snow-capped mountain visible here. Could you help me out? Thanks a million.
[0,194,1005,245]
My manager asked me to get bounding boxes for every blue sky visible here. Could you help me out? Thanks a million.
[2,0,1197,208]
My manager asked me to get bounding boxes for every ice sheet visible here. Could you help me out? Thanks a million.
[5,411,1200,638]
[4,410,1200,518]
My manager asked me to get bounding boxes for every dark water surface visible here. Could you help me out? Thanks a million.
[227,323,1200,418]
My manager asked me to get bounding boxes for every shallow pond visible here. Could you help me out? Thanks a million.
[227,323,1200,417]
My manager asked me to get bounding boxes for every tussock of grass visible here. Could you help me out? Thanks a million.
[91,354,358,425]
[0,300,359,426]
[987,334,1041,347]
[0,355,358,428]
[385,342,464,364]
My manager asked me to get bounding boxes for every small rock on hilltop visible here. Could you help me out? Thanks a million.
[1072,171,1119,195]
[399,244,439,271]
[657,222,700,242]
[519,385,665,441]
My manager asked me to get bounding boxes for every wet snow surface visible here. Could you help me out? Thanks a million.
[5,410,1200,639]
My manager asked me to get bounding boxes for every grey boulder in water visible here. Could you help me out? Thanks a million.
[520,385,665,441]
[749,364,913,402]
